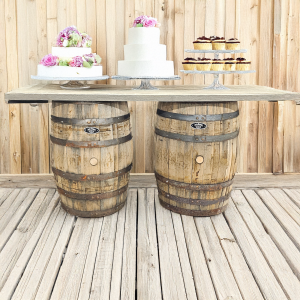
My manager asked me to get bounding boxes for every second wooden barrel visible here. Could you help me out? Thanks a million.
[155,102,239,216]
[51,101,133,218]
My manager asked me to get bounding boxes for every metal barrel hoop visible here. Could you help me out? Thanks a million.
[157,108,239,122]
[155,128,239,143]
[51,113,130,126]
[52,163,132,181]
[57,184,128,201]
[155,172,234,191]
[50,133,132,148]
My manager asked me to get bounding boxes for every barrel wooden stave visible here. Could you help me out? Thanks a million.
[155,102,239,216]
[51,101,133,218]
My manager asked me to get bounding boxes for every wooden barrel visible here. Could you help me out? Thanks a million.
[154,102,239,216]
[51,101,133,218]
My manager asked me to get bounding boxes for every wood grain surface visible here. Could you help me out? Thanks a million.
[1,1,300,174]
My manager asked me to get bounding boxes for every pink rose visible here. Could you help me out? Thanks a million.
[143,18,157,27]
[40,54,59,66]
[69,56,83,67]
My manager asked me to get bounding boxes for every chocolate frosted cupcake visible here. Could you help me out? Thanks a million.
[211,59,224,71]
[182,57,197,70]
[196,57,212,71]
[223,58,236,71]
[236,57,251,71]
[211,36,226,50]
[226,38,240,50]
[193,36,212,50]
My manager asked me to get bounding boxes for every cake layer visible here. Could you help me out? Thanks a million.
[37,65,102,77]
[124,44,166,61]
[118,60,174,77]
[52,47,91,57]
[127,27,160,45]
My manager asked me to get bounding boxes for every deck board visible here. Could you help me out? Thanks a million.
[0,186,300,299]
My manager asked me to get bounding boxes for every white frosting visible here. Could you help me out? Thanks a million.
[128,27,160,45]
[124,44,166,61]
[52,47,91,57]
[37,64,102,77]
[118,61,174,77]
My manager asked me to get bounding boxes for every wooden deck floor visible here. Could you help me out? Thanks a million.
[1,185,300,299]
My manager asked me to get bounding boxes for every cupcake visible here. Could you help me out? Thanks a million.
[223,58,236,71]
[196,58,212,71]
[225,38,240,50]
[182,57,197,70]
[211,36,226,50]
[236,57,251,71]
[211,59,224,71]
[193,36,212,50]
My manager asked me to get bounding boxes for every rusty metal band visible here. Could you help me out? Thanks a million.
[51,113,130,126]
[159,197,228,217]
[57,184,128,201]
[157,109,239,122]
[158,188,229,206]
[155,172,233,191]
[155,128,239,143]
[60,201,126,218]
[52,164,132,181]
[50,133,132,148]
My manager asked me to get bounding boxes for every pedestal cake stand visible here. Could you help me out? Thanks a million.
[111,75,181,90]
[181,49,255,90]
[31,75,109,89]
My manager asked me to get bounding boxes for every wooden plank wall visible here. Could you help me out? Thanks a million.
[0,0,299,174]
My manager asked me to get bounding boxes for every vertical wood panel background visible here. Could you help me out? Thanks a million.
[0,0,299,174]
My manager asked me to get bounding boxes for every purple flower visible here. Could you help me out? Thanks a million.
[133,15,158,27]
[69,56,83,67]
[56,26,81,47]
[40,54,59,66]
[81,33,92,47]
[143,18,157,27]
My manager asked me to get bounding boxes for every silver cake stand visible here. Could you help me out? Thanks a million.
[31,75,109,89]
[182,49,255,90]
[180,70,256,90]
[111,75,181,90]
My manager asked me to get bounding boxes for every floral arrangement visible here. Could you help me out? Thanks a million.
[40,53,101,68]
[56,26,92,48]
[133,15,160,27]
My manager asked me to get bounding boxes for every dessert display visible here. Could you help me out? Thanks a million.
[223,58,236,71]
[182,58,197,70]
[211,59,224,71]
[36,26,102,78]
[211,36,226,50]
[226,38,240,50]
[196,58,212,71]
[236,57,251,70]
[193,36,212,50]
[117,16,174,77]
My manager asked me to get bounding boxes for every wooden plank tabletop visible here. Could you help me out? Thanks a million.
[5,84,300,103]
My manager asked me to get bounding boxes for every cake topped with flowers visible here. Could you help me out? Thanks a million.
[35,26,103,78]
[117,15,174,77]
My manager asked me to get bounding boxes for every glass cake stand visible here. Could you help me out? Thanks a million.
[111,75,181,90]
[31,75,109,89]
[182,49,255,90]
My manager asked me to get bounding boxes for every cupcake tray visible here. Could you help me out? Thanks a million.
[183,49,254,90]
[111,75,181,90]
[185,49,247,54]
[31,75,109,89]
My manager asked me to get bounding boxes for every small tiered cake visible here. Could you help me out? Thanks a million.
[118,16,174,77]
[37,26,102,78]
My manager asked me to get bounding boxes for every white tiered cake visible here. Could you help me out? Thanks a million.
[36,26,102,78]
[118,27,174,77]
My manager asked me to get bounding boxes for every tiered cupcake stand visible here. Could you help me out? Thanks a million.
[180,49,255,90]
